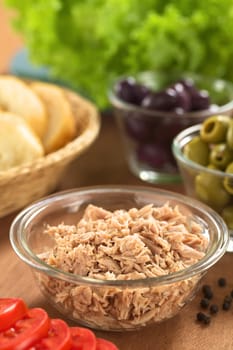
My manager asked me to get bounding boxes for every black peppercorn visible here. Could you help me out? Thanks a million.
[196,312,211,325]
[223,295,232,304]
[202,284,211,293]
[200,298,209,309]
[209,304,219,314]
[222,301,231,311]
[203,315,211,325]
[196,312,206,322]
[202,285,213,300]
[218,277,226,287]
[195,280,233,325]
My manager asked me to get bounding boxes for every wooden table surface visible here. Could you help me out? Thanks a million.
[1,4,233,350]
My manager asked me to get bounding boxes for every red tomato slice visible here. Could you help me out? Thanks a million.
[26,318,71,350]
[0,307,50,350]
[70,327,96,350]
[96,338,119,350]
[0,298,28,332]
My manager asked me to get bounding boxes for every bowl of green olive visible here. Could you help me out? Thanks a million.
[172,115,233,252]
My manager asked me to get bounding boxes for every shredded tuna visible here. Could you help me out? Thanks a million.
[38,202,209,330]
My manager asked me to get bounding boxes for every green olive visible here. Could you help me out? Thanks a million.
[226,119,233,150]
[225,162,233,173]
[221,205,233,229]
[200,115,230,143]
[207,163,220,170]
[209,143,233,170]
[223,161,233,194]
[183,136,209,166]
[195,172,231,210]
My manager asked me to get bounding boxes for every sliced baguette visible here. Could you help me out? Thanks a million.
[30,81,76,153]
[0,75,47,138]
[0,112,44,171]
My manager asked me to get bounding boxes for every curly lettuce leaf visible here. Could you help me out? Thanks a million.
[5,0,233,107]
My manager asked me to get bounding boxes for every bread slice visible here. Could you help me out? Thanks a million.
[0,112,44,171]
[30,81,76,153]
[0,75,47,138]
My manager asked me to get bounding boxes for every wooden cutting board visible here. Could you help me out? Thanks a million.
[2,214,233,350]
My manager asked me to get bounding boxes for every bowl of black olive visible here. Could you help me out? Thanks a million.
[172,115,233,252]
[109,71,233,184]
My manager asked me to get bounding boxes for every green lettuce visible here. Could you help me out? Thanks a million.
[5,0,233,107]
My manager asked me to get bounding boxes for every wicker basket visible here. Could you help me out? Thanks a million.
[0,89,101,218]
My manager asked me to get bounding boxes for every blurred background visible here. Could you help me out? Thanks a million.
[2,0,233,109]
[1,1,233,192]
[0,0,22,72]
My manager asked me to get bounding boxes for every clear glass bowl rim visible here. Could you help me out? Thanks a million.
[172,124,233,179]
[9,185,229,288]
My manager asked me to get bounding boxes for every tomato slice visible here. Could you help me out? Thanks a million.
[0,307,50,350]
[26,318,71,350]
[96,338,119,350]
[0,298,28,332]
[70,327,96,350]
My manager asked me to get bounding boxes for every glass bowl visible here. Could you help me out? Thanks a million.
[10,186,229,331]
[172,124,233,252]
[109,71,233,184]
